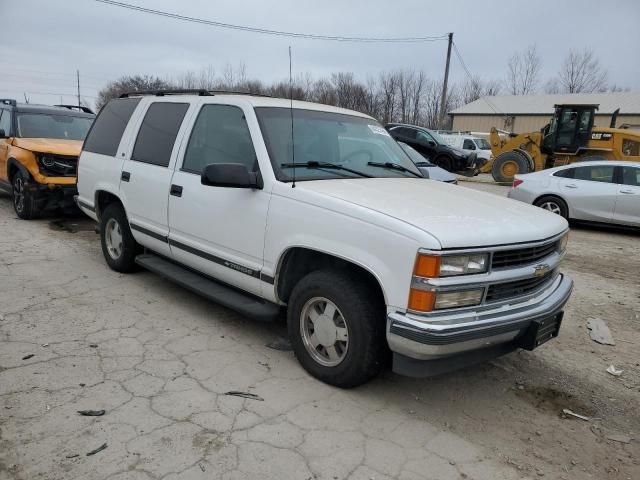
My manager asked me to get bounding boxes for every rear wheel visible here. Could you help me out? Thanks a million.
[12,171,39,220]
[491,151,530,183]
[534,195,568,219]
[287,270,386,388]
[100,203,140,272]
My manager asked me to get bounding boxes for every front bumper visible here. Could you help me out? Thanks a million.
[387,273,573,376]
[26,183,78,210]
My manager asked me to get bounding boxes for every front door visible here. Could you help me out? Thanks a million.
[119,101,190,257]
[558,164,618,222]
[0,109,13,185]
[613,166,640,227]
[168,102,270,297]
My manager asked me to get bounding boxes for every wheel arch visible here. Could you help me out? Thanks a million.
[94,189,124,221]
[274,246,388,307]
[6,158,30,182]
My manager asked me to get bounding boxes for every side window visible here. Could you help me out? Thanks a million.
[621,167,640,187]
[83,98,140,156]
[182,104,257,174]
[417,131,434,143]
[0,109,11,136]
[573,165,615,183]
[131,102,189,167]
[463,139,475,150]
[390,127,415,139]
[622,139,640,157]
[554,168,575,179]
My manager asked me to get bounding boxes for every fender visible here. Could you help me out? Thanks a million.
[6,158,30,181]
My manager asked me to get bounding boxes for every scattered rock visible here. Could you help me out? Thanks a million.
[89,344,98,348]
[266,337,292,351]
[22,354,34,360]
[41,343,49,347]
[65,454,79,459]
[606,365,623,376]
[606,434,631,444]
[77,409,106,416]
[586,318,615,345]
[86,443,108,456]
[224,391,264,401]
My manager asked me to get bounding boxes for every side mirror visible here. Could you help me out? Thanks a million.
[0,129,7,139]
[201,163,262,189]
[428,141,436,147]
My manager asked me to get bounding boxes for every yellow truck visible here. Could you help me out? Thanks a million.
[484,104,640,183]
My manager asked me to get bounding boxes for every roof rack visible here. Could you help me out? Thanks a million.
[54,104,95,114]
[1,99,17,106]
[119,89,273,99]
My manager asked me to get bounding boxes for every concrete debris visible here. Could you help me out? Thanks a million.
[77,409,105,416]
[606,365,623,376]
[586,318,615,345]
[22,354,35,360]
[562,409,590,421]
[606,434,631,444]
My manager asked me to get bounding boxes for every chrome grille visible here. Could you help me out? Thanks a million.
[492,241,559,269]
[485,271,556,302]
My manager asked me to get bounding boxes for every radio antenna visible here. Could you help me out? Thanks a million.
[289,46,296,188]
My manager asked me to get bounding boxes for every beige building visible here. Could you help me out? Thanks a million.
[449,92,640,134]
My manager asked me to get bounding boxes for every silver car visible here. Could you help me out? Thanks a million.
[508,161,640,228]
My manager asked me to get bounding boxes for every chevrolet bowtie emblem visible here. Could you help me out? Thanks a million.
[533,263,551,277]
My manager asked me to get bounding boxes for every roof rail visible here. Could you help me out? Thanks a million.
[54,104,95,114]
[119,89,273,99]
[1,99,17,106]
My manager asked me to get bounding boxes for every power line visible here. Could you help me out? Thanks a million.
[452,41,504,117]
[94,0,449,43]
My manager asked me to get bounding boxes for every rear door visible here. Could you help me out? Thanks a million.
[558,164,618,222]
[168,100,270,297]
[119,100,191,257]
[613,166,640,226]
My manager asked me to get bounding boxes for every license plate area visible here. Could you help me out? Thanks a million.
[519,312,563,351]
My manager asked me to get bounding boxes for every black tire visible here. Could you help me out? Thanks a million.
[287,270,386,388]
[534,195,569,220]
[12,170,39,220]
[99,202,140,272]
[491,151,530,183]
[435,155,453,172]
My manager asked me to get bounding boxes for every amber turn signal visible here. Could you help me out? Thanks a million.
[408,289,435,312]
[413,254,440,278]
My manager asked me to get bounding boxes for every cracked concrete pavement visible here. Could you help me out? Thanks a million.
[0,185,638,480]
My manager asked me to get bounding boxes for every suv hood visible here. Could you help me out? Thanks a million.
[297,178,567,248]
[12,138,82,156]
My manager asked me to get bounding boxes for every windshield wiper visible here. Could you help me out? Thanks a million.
[367,161,422,178]
[280,161,373,178]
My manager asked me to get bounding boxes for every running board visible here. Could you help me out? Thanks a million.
[135,253,280,322]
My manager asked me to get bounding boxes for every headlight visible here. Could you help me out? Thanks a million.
[414,253,489,278]
[40,155,56,168]
[558,233,569,253]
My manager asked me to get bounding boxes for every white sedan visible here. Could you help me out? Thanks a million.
[508,161,640,228]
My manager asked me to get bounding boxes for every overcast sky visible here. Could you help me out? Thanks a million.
[1,0,639,108]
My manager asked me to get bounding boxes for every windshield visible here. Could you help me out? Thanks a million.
[398,142,433,165]
[17,113,93,140]
[474,138,491,150]
[255,107,422,181]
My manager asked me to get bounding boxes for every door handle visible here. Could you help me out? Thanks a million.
[620,189,634,194]
[121,171,131,182]
[565,184,577,188]
[170,184,183,197]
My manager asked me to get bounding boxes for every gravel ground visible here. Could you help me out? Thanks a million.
[0,184,638,480]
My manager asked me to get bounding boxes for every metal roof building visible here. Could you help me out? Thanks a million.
[449,91,640,134]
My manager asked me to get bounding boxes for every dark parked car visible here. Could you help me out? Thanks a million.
[385,123,485,175]
[398,142,457,183]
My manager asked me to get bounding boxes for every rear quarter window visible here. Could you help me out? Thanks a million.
[83,98,141,156]
[553,168,575,178]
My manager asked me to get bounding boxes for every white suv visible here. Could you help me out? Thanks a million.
[77,91,573,387]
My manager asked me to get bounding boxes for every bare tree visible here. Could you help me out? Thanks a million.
[506,44,542,95]
[379,71,399,125]
[96,75,170,110]
[543,78,561,94]
[557,49,608,93]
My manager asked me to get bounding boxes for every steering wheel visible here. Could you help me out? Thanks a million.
[342,149,373,163]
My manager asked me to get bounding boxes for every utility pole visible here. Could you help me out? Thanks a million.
[439,32,453,128]
[76,70,81,109]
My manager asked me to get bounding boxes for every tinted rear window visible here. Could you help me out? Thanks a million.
[132,102,189,167]
[83,98,140,156]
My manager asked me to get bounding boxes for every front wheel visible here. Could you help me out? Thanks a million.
[491,151,530,183]
[435,155,453,172]
[100,203,140,272]
[12,171,39,220]
[287,270,386,388]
